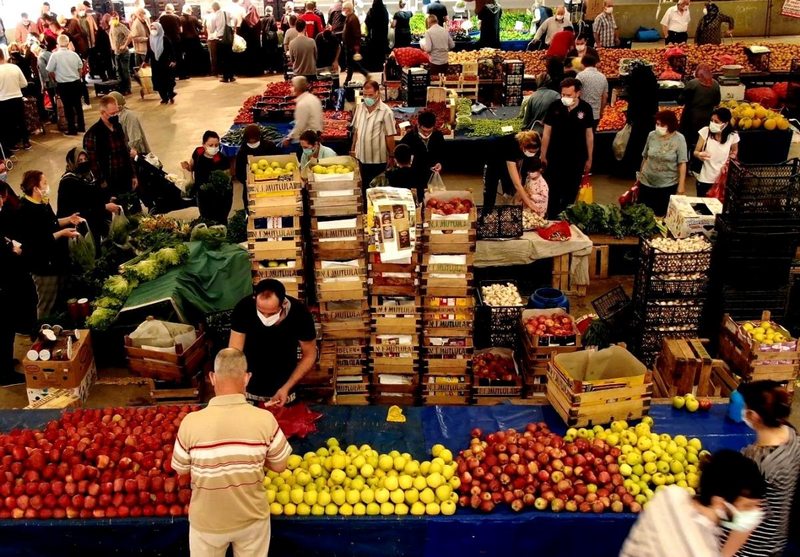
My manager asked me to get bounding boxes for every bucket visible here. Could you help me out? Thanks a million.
[528,288,569,312]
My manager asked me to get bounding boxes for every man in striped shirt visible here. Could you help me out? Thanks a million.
[172,348,292,557]
[350,79,396,191]
[620,450,766,557]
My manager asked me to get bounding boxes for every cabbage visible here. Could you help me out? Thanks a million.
[153,244,189,268]
[86,308,119,331]
[102,275,137,298]
[93,296,124,310]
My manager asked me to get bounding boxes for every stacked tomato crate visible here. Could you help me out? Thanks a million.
[420,191,477,404]
[365,188,422,405]
[306,157,370,404]
[246,155,305,300]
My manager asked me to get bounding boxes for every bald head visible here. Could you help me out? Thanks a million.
[57,34,70,47]
[211,348,251,395]
[292,75,308,95]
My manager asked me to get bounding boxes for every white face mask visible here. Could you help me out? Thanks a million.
[40,185,51,198]
[150,30,158,36]
[709,121,723,134]
[655,125,668,136]
[205,145,219,156]
[256,309,282,327]
[78,11,86,17]
[247,141,261,149]
[605,6,613,13]
[561,96,575,107]
[719,501,764,532]
[555,15,564,21]
[702,7,708,14]
[524,149,539,158]
[576,44,586,52]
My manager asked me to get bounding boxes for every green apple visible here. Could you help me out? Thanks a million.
[672,395,686,410]
[685,398,700,412]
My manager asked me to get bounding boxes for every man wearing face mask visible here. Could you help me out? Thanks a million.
[229,279,317,407]
[592,0,619,48]
[235,124,276,209]
[399,109,445,190]
[107,92,151,156]
[532,6,568,49]
[83,95,137,198]
[351,80,396,195]
[283,76,323,147]
[661,0,691,44]
[620,449,766,557]
[541,77,594,218]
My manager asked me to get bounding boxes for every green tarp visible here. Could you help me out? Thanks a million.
[121,241,252,323]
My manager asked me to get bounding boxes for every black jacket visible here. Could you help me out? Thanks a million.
[16,197,70,276]
[57,172,108,242]
[235,142,277,185]
[400,128,446,183]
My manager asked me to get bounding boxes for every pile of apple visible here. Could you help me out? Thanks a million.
[426,198,474,216]
[523,313,577,339]
[672,392,712,413]
[564,417,708,506]
[264,438,459,517]
[473,352,517,383]
[741,319,794,347]
[0,406,196,520]
[455,423,642,514]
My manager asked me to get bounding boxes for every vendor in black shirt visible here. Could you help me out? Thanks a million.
[235,125,277,211]
[482,130,542,211]
[426,0,448,25]
[229,279,317,406]
[541,77,594,218]
[315,29,341,72]
[384,144,422,201]
[181,130,231,193]
[399,110,445,191]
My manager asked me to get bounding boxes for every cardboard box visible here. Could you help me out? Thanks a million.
[24,330,94,389]
[26,359,96,406]
[665,196,722,239]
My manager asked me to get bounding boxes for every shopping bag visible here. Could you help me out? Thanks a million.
[576,173,593,203]
[138,66,153,95]
[426,171,446,193]
[537,220,571,241]
[612,123,631,161]
[232,34,247,53]
[619,180,640,208]
[707,161,729,203]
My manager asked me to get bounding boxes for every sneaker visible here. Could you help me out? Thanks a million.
[22,142,32,150]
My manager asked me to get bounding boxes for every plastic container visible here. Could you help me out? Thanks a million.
[528,288,569,312]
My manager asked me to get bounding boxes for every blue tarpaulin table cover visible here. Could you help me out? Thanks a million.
[0,403,753,557]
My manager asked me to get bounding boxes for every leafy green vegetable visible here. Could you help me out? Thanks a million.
[190,223,228,250]
[463,118,522,137]
[200,170,233,198]
[559,202,658,239]
[102,275,137,299]
[621,204,659,238]
[92,296,124,310]
[85,308,119,331]
[227,210,247,244]
[69,232,96,272]
[128,258,162,282]
[153,244,189,267]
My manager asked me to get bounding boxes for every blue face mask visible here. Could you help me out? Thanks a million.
[364,97,376,107]
[303,148,314,155]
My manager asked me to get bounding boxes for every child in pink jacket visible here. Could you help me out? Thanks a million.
[514,158,548,217]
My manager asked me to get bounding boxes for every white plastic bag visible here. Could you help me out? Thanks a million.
[427,172,446,193]
[612,123,632,161]
[232,34,247,53]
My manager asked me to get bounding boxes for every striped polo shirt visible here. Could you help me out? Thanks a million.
[736,427,800,557]
[620,486,722,557]
[171,394,292,534]
[352,101,396,165]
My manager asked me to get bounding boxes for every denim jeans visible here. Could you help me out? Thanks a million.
[115,51,131,93]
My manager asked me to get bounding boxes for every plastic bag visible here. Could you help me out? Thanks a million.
[129,318,196,349]
[427,172,446,193]
[619,181,640,208]
[265,403,323,439]
[612,124,631,161]
[537,220,571,241]
[108,209,131,245]
[707,161,729,203]
[576,173,593,203]
[69,227,96,271]
[232,33,247,53]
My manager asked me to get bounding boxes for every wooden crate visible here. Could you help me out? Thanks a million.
[519,308,582,381]
[421,254,474,296]
[718,312,799,383]
[552,253,587,298]
[311,217,365,261]
[251,259,304,299]
[546,346,652,427]
[308,188,363,218]
[315,260,368,302]
[370,336,420,374]
[306,156,361,188]
[472,347,524,400]
[709,358,796,401]
[655,338,713,397]
[125,331,208,383]
[319,301,370,340]
[423,191,477,254]
[423,338,473,375]
[422,374,472,405]
[368,253,420,297]
[247,217,303,261]
[246,154,302,185]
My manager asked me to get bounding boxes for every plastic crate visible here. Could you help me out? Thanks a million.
[592,286,632,324]
[724,159,800,220]
[717,286,790,321]
[636,270,709,299]
[638,236,713,274]
[715,215,800,258]
[476,279,525,338]
[633,300,705,328]
[476,205,523,239]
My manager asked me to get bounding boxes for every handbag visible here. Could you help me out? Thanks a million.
[220,12,233,45]
[576,173,593,204]
[612,124,631,161]
[619,180,640,208]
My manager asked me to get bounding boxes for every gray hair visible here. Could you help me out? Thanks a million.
[57,34,70,47]
[164,3,175,13]
[214,348,248,378]
[211,2,221,10]
[292,75,308,92]
[342,1,353,10]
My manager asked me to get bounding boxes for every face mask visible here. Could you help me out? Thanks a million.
[205,146,219,156]
[709,121,723,133]
[703,7,708,14]
[555,15,564,21]
[111,19,119,26]
[302,147,314,155]
[150,30,158,36]
[108,115,119,125]
[247,141,261,149]
[76,161,91,174]
[364,97,376,107]
[605,6,613,13]
[719,501,764,533]
[561,96,575,107]
[256,309,282,327]
[78,11,86,17]
[419,131,432,140]
[40,185,50,198]
[655,125,668,136]
[576,44,586,52]
[524,149,538,158]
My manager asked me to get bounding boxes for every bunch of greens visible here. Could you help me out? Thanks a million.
[200,170,233,198]
[69,232,96,272]
[499,11,532,33]
[130,215,191,252]
[221,125,282,146]
[190,223,228,250]
[409,13,427,35]
[559,202,658,239]
[463,118,523,137]
[227,210,247,244]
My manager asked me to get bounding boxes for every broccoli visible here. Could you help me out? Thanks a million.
[85,308,119,331]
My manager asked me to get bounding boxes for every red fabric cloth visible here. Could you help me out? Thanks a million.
[546,30,574,59]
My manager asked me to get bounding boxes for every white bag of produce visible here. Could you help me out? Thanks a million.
[129,318,196,351]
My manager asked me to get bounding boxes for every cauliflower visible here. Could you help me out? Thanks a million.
[102,275,137,298]
[85,308,119,331]
[93,296,124,310]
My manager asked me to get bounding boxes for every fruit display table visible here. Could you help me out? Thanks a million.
[0,404,751,557]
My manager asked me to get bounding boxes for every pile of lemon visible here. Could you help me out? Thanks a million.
[264,438,460,517]
[250,159,297,181]
[742,320,790,345]
[312,163,354,176]
[720,101,791,131]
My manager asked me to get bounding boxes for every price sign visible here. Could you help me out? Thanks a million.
[514,20,525,31]
[500,126,514,133]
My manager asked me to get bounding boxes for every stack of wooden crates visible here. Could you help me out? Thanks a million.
[366,189,422,405]
[306,157,370,404]
[420,191,477,404]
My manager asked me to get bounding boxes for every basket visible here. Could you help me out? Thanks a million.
[476,205,523,239]
[592,286,632,324]
[636,270,709,299]
[476,280,525,346]
[638,236,713,275]
[723,159,800,222]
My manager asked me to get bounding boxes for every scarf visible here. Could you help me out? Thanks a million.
[149,22,164,60]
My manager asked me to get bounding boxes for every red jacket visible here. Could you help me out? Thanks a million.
[546,30,575,59]
[299,12,323,37]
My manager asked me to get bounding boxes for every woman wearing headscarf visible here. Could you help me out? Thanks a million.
[695,3,734,46]
[239,3,263,76]
[143,22,176,104]
[618,61,659,179]
[364,0,389,72]
[678,62,721,149]
[260,7,281,74]
[57,147,121,249]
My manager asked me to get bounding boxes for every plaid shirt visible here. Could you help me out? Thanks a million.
[352,102,395,164]
[593,12,617,47]
[83,120,135,194]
